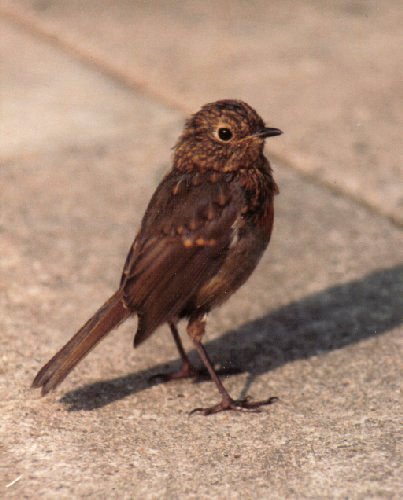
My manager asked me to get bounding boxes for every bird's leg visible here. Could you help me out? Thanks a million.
[150,322,243,384]
[167,322,199,378]
[149,323,198,382]
[187,316,277,415]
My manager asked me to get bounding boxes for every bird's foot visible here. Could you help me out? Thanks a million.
[190,395,278,416]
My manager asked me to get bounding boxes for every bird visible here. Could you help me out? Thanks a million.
[32,99,282,415]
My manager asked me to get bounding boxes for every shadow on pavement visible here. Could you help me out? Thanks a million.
[61,264,402,411]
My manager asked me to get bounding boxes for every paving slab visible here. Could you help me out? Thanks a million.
[0,8,402,500]
[2,0,402,224]
[0,19,181,159]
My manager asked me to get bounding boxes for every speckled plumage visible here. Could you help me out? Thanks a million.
[33,100,282,415]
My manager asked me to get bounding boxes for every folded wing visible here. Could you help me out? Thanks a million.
[120,171,241,345]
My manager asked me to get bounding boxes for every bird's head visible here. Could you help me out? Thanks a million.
[173,99,282,172]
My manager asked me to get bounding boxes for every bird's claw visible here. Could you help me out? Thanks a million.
[189,396,278,416]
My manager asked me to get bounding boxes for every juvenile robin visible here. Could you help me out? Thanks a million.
[32,100,282,415]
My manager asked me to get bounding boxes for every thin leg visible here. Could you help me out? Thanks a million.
[149,323,198,382]
[192,339,233,403]
[166,322,198,379]
[169,322,196,375]
[149,322,243,384]
[188,316,277,415]
[169,322,242,381]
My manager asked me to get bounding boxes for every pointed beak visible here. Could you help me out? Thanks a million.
[253,127,283,139]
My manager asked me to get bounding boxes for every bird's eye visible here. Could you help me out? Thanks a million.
[218,128,233,141]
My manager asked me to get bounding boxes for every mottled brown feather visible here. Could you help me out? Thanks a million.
[120,171,242,345]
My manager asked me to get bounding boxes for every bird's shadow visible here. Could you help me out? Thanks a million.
[60,264,402,411]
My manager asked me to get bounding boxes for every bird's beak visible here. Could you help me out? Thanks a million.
[253,127,283,139]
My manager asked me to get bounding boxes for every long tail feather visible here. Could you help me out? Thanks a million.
[32,289,130,395]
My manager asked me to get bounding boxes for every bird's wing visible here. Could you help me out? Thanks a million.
[120,170,241,346]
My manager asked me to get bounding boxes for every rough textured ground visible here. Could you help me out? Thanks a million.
[1,1,402,498]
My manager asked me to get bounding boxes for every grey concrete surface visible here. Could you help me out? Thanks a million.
[0,2,402,499]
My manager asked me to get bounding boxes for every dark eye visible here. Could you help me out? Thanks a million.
[218,127,233,141]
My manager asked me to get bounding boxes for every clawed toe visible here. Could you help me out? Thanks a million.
[190,396,278,416]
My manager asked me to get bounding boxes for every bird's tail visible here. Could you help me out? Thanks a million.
[32,289,130,395]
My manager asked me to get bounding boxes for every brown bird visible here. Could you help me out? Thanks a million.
[32,99,282,415]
